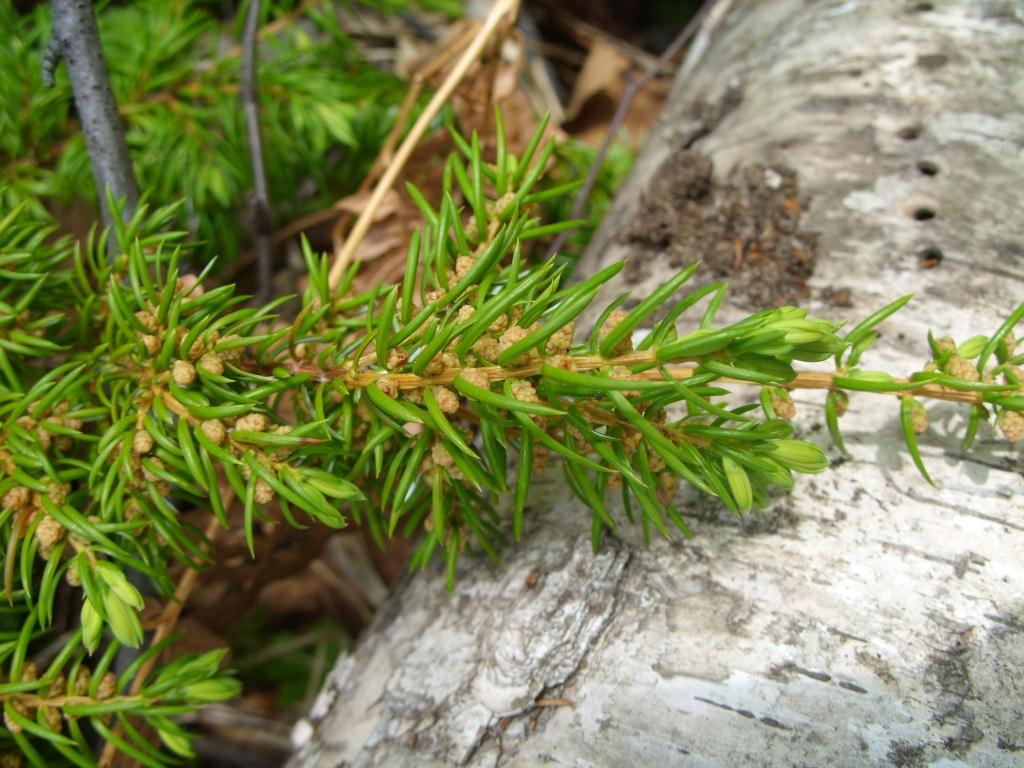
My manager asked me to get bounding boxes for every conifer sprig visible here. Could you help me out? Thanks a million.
[0,117,1021,764]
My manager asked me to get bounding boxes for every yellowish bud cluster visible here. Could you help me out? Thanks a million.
[198,351,225,375]
[455,256,475,280]
[905,398,929,433]
[510,381,539,403]
[377,375,399,398]
[387,348,408,371]
[97,671,117,700]
[768,387,796,421]
[460,368,489,389]
[35,515,65,557]
[998,409,1024,442]
[235,413,270,433]
[2,486,30,510]
[944,356,979,382]
[201,419,226,445]
[254,480,275,504]
[547,321,575,354]
[432,386,460,414]
[601,310,633,355]
[132,430,154,455]
[172,359,197,386]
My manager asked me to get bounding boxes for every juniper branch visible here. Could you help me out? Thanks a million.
[241,0,274,305]
[46,0,140,229]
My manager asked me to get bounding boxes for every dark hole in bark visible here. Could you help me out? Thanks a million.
[912,2,935,10]
[918,247,944,268]
[913,207,936,221]
[917,53,949,69]
[898,125,922,140]
[917,160,940,176]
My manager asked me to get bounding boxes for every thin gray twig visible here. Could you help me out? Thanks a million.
[546,0,717,259]
[46,0,140,230]
[242,0,273,303]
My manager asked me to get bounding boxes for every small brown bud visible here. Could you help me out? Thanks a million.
[832,390,849,417]
[47,674,66,698]
[1002,330,1017,356]
[218,335,244,362]
[135,311,158,331]
[377,376,400,398]
[945,356,979,382]
[34,516,64,549]
[601,310,633,354]
[455,256,475,280]
[647,448,666,473]
[934,336,956,354]
[426,289,445,303]
[124,500,143,521]
[176,274,203,297]
[20,663,37,682]
[998,409,1024,442]
[767,387,796,421]
[141,458,165,484]
[41,705,62,733]
[97,671,117,700]
[65,562,81,587]
[47,482,70,507]
[499,326,529,362]
[198,352,224,376]
[172,359,197,386]
[510,381,540,404]
[74,668,91,695]
[659,471,679,494]
[547,354,577,372]
[141,334,160,356]
[488,314,509,334]
[433,386,460,414]
[460,368,490,390]
[2,486,29,511]
[423,356,444,376]
[201,419,226,445]
[254,480,275,504]
[547,321,575,354]
[906,398,929,434]
[431,442,455,470]
[235,413,270,433]
[387,348,408,371]
[473,336,500,362]
[132,430,154,455]
[457,305,476,323]
[3,700,27,734]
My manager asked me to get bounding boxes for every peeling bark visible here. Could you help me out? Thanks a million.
[292,1,1024,766]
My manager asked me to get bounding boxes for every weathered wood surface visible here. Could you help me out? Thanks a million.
[291,1,1024,765]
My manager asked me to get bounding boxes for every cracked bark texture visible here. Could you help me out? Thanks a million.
[292,1,1024,766]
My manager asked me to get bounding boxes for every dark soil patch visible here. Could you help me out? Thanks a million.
[619,149,818,308]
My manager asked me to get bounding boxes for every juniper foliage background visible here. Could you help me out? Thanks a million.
[0,111,1022,764]
[1,0,431,264]
[1,1,1023,765]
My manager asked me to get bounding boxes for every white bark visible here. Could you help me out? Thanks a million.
[292,1,1024,766]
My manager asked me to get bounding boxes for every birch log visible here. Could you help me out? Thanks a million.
[291,1,1024,765]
